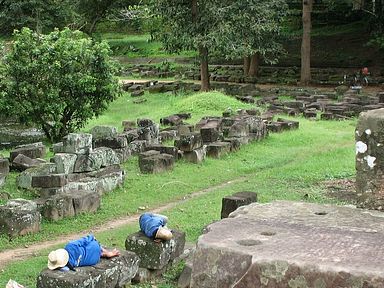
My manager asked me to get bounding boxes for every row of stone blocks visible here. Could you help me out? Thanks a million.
[37,230,186,288]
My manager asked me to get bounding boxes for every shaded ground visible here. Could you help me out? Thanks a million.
[322,178,357,205]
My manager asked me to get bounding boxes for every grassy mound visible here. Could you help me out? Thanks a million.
[173,91,254,116]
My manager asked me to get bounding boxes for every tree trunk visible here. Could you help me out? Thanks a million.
[243,56,251,76]
[248,53,260,77]
[199,46,210,91]
[300,0,313,85]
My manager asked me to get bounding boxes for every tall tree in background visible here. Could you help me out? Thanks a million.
[149,0,218,91]
[301,0,313,85]
[217,0,287,78]
[0,0,74,34]
[150,0,288,91]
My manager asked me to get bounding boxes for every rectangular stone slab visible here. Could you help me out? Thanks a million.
[191,201,384,288]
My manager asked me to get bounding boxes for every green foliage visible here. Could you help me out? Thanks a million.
[0,28,121,142]
[212,0,288,62]
[0,0,75,35]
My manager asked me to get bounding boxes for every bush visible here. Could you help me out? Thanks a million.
[0,28,121,142]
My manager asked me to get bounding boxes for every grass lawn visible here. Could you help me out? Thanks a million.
[0,90,357,287]
[101,33,196,58]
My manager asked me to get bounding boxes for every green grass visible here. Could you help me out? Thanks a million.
[83,91,255,131]
[101,33,196,58]
[0,91,357,287]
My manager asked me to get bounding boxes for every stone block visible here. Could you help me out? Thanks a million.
[90,125,118,140]
[52,142,64,153]
[221,191,257,219]
[36,194,75,221]
[16,163,57,189]
[223,138,243,151]
[139,150,160,161]
[321,112,334,120]
[93,135,128,149]
[175,132,202,152]
[37,251,139,288]
[95,147,121,167]
[139,154,174,174]
[37,267,104,288]
[122,130,139,143]
[32,174,67,188]
[131,90,144,97]
[177,125,194,136]
[148,83,165,93]
[228,123,248,138]
[0,158,9,174]
[304,110,318,118]
[125,230,186,270]
[183,147,206,164]
[267,122,283,133]
[73,147,120,173]
[191,201,384,288]
[38,190,100,221]
[129,140,148,155]
[138,124,160,142]
[0,199,41,237]
[356,108,384,210]
[132,267,166,284]
[276,118,300,130]
[200,125,221,143]
[137,118,155,127]
[206,142,231,158]
[53,153,77,174]
[62,133,93,154]
[114,147,131,163]
[10,142,46,162]
[146,144,179,160]
[159,130,178,142]
[160,115,183,126]
[12,154,46,171]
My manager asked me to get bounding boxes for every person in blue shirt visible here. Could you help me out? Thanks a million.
[139,213,172,241]
[47,234,120,271]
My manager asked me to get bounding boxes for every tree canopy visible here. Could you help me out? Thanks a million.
[0,28,121,142]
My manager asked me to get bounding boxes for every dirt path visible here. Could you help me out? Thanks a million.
[0,177,246,269]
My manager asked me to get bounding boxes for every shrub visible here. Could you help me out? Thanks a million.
[0,28,121,142]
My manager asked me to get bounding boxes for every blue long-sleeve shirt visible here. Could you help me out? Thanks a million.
[64,234,102,268]
[139,213,167,238]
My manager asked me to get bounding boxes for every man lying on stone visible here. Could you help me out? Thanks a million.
[139,213,173,242]
[47,234,120,271]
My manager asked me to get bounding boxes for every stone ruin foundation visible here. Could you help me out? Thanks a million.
[190,201,384,288]
[356,108,384,210]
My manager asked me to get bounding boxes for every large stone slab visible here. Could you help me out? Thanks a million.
[62,133,93,154]
[37,251,139,288]
[10,142,46,162]
[125,230,185,270]
[16,163,57,189]
[356,108,384,210]
[12,154,46,171]
[0,199,41,237]
[190,201,384,288]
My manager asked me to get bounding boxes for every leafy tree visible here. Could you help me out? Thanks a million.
[74,0,122,35]
[0,0,75,35]
[150,0,288,90]
[214,0,288,77]
[0,28,121,142]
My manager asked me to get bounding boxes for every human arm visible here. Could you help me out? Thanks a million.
[101,247,120,258]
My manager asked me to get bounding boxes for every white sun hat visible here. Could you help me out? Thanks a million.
[47,249,69,270]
